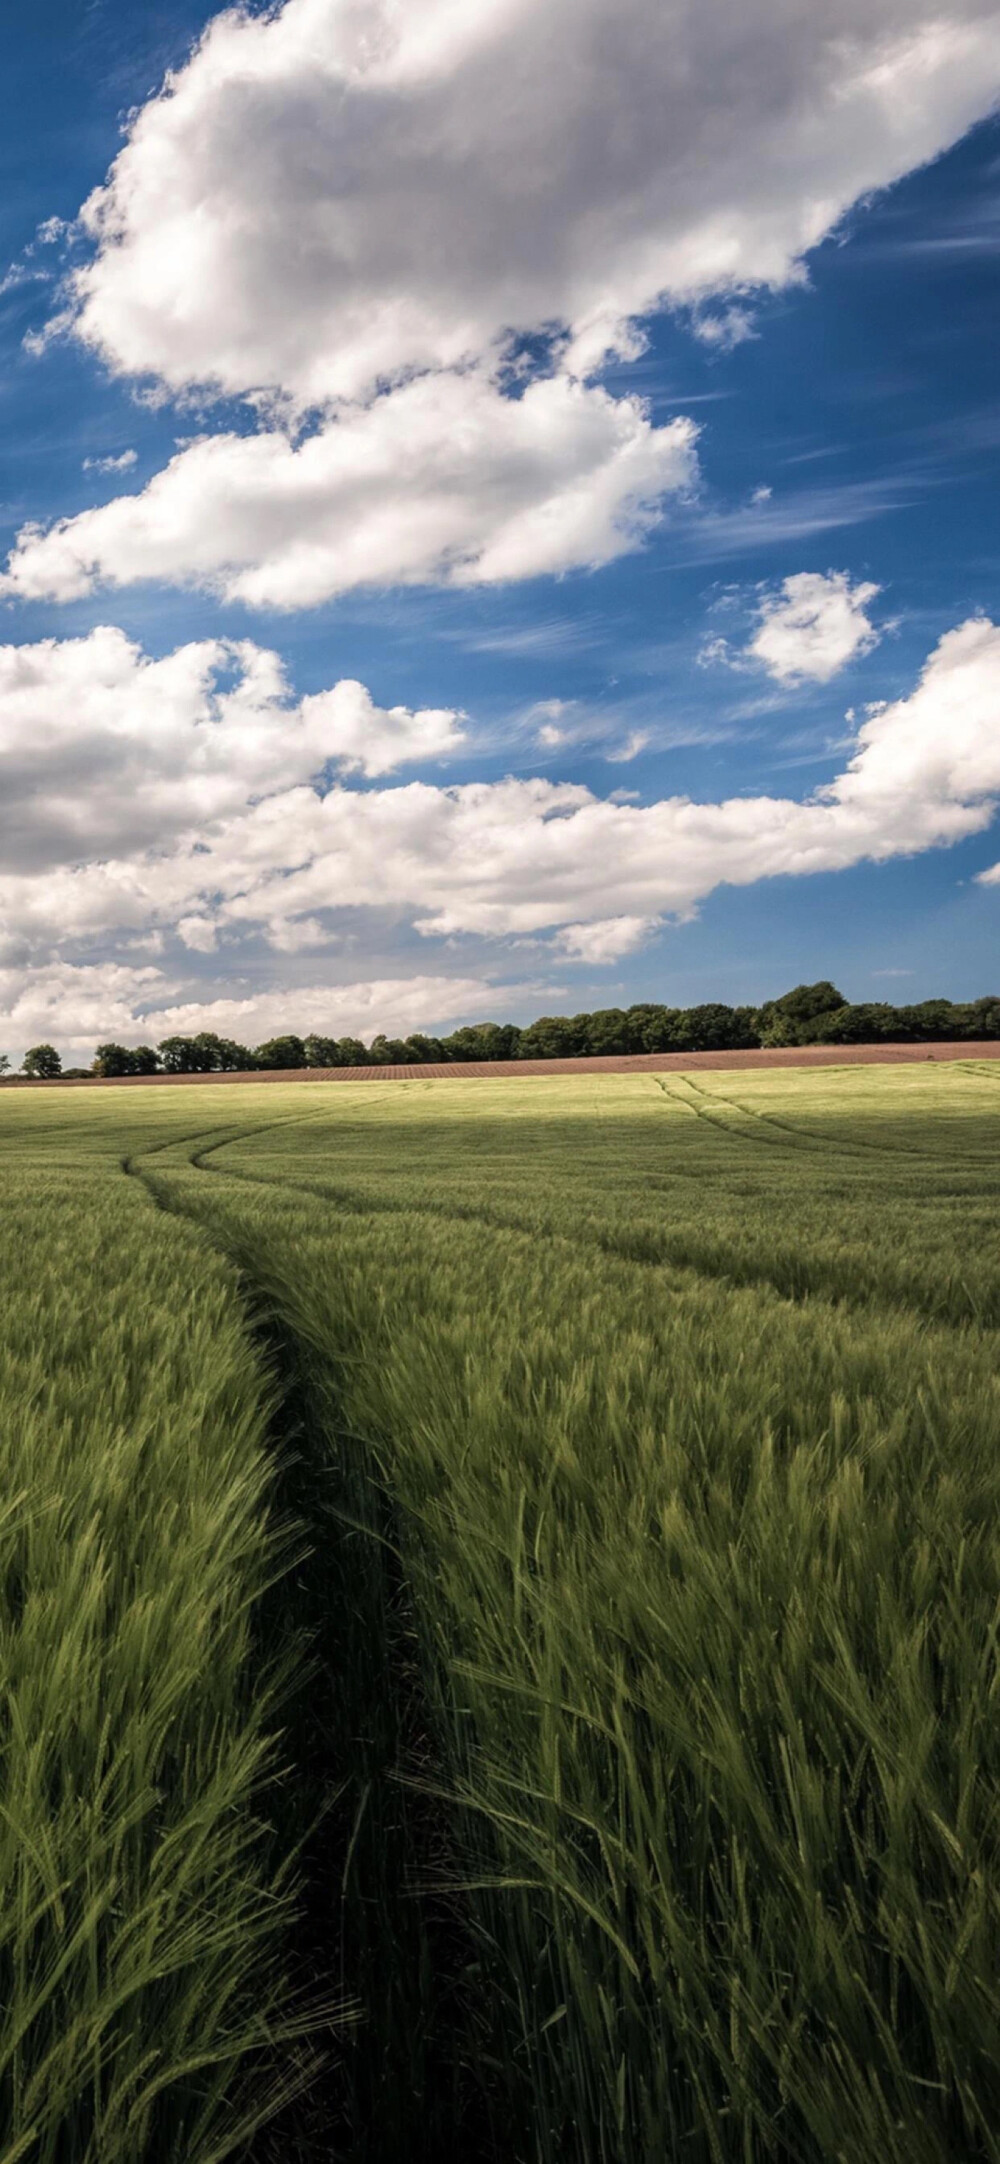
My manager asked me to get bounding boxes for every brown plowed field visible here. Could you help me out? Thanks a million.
[6,1039,1000,1086]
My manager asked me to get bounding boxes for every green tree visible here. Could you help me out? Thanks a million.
[518,1014,588,1060]
[22,1044,61,1079]
[810,1001,901,1045]
[92,1043,136,1078]
[158,1036,199,1074]
[156,1032,251,1074]
[892,1001,955,1042]
[669,1003,758,1052]
[188,1032,228,1074]
[368,1035,411,1064]
[93,1044,162,1077]
[303,1035,340,1067]
[480,1023,522,1060]
[623,1005,682,1053]
[440,1023,520,1061]
[582,1009,630,1057]
[755,982,846,1046]
[0,1054,10,1076]
[254,1035,307,1070]
[209,1037,255,1071]
[966,997,1000,1039]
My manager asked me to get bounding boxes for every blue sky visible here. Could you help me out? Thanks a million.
[1,0,999,1056]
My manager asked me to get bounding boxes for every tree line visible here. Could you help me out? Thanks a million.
[5,981,1000,1080]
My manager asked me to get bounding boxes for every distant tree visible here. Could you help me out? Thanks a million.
[255,1034,307,1070]
[783,981,846,1025]
[158,1036,199,1074]
[731,1005,763,1048]
[401,1034,444,1063]
[92,1043,161,1077]
[438,1027,474,1060]
[439,1023,519,1062]
[479,1023,522,1060]
[966,997,1000,1039]
[623,1005,684,1053]
[211,1037,256,1071]
[23,1044,61,1079]
[156,1031,251,1073]
[92,1042,137,1077]
[755,982,846,1046]
[809,1002,895,1045]
[669,1003,758,1052]
[188,1032,228,1073]
[518,1014,588,1060]
[581,1009,630,1057]
[368,1034,411,1064]
[0,1054,9,1076]
[303,1034,340,1067]
[891,1001,955,1042]
[31,983,991,1091]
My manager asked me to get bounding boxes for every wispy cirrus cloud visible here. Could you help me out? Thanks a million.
[82,448,137,475]
[669,477,920,568]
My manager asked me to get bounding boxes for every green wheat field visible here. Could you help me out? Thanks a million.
[3,1059,1000,2162]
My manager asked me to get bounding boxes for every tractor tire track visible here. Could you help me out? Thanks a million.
[138,1121,1000,1336]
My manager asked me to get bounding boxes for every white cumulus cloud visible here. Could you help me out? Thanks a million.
[175,915,219,953]
[0,377,698,608]
[136,974,550,1047]
[64,0,1000,407]
[0,965,553,1063]
[11,0,998,615]
[0,627,465,877]
[749,571,882,683]
[555,916,658,962]
[0,961,168,1058]
[1,619,1000,981]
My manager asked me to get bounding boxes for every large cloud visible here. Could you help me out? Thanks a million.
[1,618,999,971]
[135,974,550,1044]
[0,962,170,1056]
[65,0,1000,405]
[11,0,997,614]
[0,625,464,875]
[0,964,551,1062]
[171,617,1000,941]
[0,377,697,608]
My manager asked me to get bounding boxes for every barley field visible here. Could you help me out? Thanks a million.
[2,1059,1000,2161]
